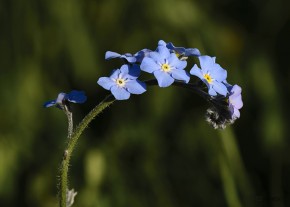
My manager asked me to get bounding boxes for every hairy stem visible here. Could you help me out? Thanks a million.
[64,108,73,139]
[58,80,207,207]
[59,95,115,207]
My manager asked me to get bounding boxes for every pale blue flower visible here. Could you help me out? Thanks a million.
[190,55,227,96]
[97,64,146,100]
[140,45,189,87]
[228,84,243,119]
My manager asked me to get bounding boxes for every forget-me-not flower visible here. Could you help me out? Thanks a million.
[43,90,87,108]
[140,45,189,87]
[97,64,146,100]
[228,84,243,119]
[190,55,228,96]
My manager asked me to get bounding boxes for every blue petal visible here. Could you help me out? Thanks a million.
[233,108,240,118]
[105,51,121,60]
[184,48,201,56]
[166,42,201,57]
[120,64,130,74]
[158,40,167,46]
[170,55,187,70]
[140,57,160,73]
[105,51,136,63]
[170,69,190,83]
[149,51,164,64]
[208,86,217,96]
[167,53,179,66]
[110,69,121,80]
[190,65,203,80]
[156,46,171,59]
[56,93,66,104]
[67,90,87,103]
[210,64,227,81]
[128,64,141,78]
[229,85,243,109]
[168,54,187,70]
[98,77,116,90]
[125,80,146,94]
[199,56,215,71]
[122,55,136,63]
[212,81,228,96]
[177,60,187,70]
[43,100,56,108]
[111,85,131,100]
[153,70,175,87]
[134,49,152,63]
[166,42,185,54]
[231,97,243,109]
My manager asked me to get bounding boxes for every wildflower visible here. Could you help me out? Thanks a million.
[228,84,243,120]
[190,55,228,96]
[43,90,87,109]
[140,45,189,87]
[97,64,146,100]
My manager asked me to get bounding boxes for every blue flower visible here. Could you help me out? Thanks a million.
[43,90,87,108]
[228,84,243,119]
[190,55,228,96]
[97,64,146,100]
[140,45,189,87]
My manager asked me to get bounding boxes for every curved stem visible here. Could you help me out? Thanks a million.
[59,95,115,207]
[58,79,210,207]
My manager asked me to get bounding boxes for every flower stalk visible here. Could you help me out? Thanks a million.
[64,106,73,139]
[59,95,115,207]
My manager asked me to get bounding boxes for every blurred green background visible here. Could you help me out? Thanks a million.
[0,0,289,206]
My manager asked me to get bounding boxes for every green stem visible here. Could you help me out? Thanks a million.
[64,108,73,139]
[59,95,115,207]
[58,80,207,207]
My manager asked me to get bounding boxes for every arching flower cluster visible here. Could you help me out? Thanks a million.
[43,40,243,129]
[97,40,243,128]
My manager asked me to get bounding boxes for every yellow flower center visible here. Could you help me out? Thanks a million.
[116,78,126,87]
[204,73,212,83]
[161,63,171,72]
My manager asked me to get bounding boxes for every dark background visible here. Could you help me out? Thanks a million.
[0,0,289,206]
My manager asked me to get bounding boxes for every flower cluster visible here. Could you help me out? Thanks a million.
[97,40,243,128]
[44,40,243,129]
[42,40,244,207]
